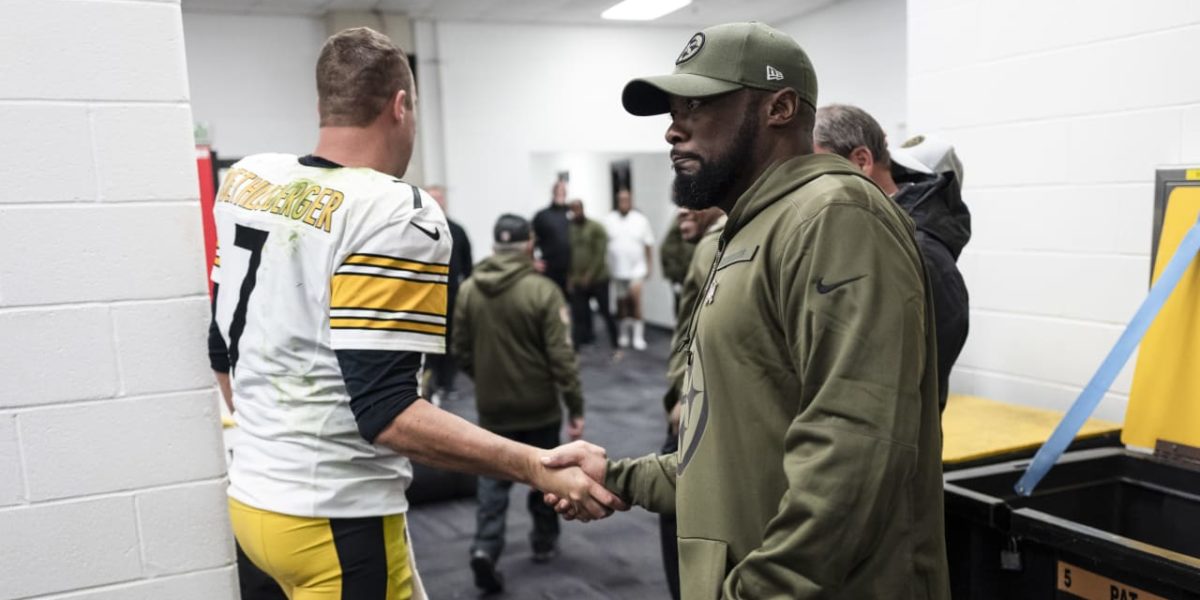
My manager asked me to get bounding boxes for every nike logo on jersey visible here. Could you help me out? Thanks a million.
[412,222,440,241]
[815,275,866,294]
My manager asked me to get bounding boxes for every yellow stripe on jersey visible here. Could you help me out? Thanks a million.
[344,254,450,275]
[331,273,447,315]
[329,317,447,336]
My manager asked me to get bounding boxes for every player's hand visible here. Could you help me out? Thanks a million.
[540,441,626,520]
[534,259,547,273]
[566,416,585,441]
[669,403,682,437]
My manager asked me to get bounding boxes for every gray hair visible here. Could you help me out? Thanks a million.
[814,104,890,167]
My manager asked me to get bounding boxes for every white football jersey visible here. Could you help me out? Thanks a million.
[211,153,450,518]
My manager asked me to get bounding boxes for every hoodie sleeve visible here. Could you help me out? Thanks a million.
[604,453,677,515]
[542,286,583,419]
[586,221,608,283]
[722,203,928,599]
[451,283,475,378]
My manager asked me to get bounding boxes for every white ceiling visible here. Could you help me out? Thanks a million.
[181,0,841,28]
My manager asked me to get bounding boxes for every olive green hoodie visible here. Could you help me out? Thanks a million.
[569,217,609,287]
[606,154,949,599]
[452,251,583,432]
[664,216,725,413]
[661,220,696,286]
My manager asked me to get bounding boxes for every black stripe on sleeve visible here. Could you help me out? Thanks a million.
[344,253,450,268]
[329,516,388,600]
[335,349,422,442]
[208,283,230,373]
[410,185,422,209]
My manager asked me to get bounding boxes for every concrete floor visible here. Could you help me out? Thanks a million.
[409,326,676,599]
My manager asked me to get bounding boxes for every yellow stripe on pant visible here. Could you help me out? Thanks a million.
[229,497,413,600]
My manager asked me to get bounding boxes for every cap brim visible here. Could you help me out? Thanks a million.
[889,146,934,175]
[622,74,744,116]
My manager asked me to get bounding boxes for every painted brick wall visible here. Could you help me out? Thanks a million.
[0,1,237,597]
[908,0,1200,423]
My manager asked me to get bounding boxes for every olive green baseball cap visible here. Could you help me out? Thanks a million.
[622,22,818,116]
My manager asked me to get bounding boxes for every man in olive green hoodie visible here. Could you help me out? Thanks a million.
[545,22,950,599]
[659,204,726,600]
[453,214,585,592]
[568,198,619,350]
[660,218,695,315]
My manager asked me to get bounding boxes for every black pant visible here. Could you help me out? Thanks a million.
[425,288,459,395]
[660,429,681,600]
[237,543,287,600]
[571,279,618,348]
[472,423,561,561]
[547,269,569,298]
[426,352,458,393]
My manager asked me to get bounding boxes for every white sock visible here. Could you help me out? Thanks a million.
[633,320,645,341]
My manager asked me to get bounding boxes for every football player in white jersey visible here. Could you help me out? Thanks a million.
[208,27,624,600]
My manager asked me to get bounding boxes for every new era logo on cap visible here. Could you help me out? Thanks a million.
[766,65,784,81]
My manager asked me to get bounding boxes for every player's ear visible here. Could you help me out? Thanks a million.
[848,146,874,171]
[392,89,408,122]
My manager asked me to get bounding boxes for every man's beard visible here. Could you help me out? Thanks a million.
[672,111,759,210]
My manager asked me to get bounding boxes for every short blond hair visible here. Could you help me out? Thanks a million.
[316,27,414,127]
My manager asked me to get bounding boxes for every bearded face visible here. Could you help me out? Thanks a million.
[671,105,760,210]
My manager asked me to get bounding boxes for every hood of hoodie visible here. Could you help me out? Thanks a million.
[891,164,972,260]
[473,251,535,296]
[722,154,874,243]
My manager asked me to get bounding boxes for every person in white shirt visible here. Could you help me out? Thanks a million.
[603,189,655,350]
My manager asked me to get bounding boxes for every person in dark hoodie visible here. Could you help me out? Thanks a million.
[533,179,572,294]
[424,185,473,403]
[814,104,971,412]
[452,214,585,593]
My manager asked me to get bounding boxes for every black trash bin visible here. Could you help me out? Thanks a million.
[944,447,1200,599]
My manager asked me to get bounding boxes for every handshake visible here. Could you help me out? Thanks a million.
[529,440,629,522]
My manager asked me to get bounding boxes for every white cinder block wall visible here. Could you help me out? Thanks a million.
[0,1,237,598]
[779,0,908,142]
[908,0,1200,423]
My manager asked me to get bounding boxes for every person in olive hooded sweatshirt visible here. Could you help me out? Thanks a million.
[452,214,585,593]
[543,23,950,600]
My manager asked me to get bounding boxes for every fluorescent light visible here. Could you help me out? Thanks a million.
[602,0,692,21]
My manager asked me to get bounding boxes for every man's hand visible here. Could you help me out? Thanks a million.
[534,259,547,273]
[566,416,585,441]
[540,441,623,520]
[668,402,682,436]
[532,462,625,522]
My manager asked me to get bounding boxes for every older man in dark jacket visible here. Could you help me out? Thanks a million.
[814,104,971,411]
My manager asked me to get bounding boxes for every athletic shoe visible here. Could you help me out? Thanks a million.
[632,337,647,351]
[470,549,504,594]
